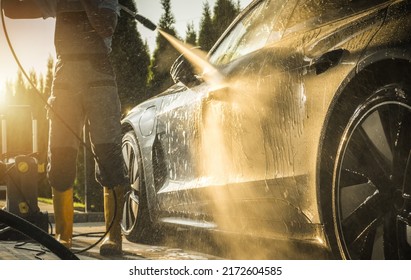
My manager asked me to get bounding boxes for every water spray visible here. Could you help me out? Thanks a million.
[119,4,227,92]
[119,4,157,31]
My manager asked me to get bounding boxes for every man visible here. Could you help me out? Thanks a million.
[2,0,128,256]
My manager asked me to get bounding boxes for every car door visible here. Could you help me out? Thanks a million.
[155,82,211,217]
[154,0,299,228]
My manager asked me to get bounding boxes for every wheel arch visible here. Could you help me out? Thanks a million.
[121,117,164,223]
[120,127,165,243]
[121,121,134,136]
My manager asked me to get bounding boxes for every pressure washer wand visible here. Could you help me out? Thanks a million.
[119,4,157,31]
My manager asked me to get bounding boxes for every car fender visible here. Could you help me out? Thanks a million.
[122,97,164,217]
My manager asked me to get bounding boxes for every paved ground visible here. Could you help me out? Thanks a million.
[0,198,220,260]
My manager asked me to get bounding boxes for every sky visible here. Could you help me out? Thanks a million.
[0,0,252,95]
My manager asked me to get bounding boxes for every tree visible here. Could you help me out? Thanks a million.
[185,22,197,46]
[235,0,241,12]
[44,56,54,97]
[13,71,27,105]
[212,0,240,44]
[148,0,180,95]
[4,61,54,197]
[27,70,38,108]
[198,2,214,52]
[111,0,151,112]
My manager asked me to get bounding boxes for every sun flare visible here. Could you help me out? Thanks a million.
[0,86,6,106]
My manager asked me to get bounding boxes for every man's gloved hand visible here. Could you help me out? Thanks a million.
[2,0,43,19]
[80,0,117,38]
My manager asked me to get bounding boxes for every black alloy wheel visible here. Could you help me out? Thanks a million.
[331,84,411,259]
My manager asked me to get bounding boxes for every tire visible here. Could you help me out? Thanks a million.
[321,64,411,259]
[121,130,156,244]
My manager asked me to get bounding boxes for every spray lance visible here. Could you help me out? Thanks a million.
[119,4,157,31]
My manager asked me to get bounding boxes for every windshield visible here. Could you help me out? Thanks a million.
[286,0,391,33]
[208,0,392,66]
[208,0,294,66]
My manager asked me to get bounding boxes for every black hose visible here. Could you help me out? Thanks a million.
[0,209,79,260]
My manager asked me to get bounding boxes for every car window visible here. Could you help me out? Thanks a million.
[208,0,296,66]
[207,0,392,66]
[285,0,392,34]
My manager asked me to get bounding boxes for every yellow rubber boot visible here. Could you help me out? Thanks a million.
[52,188,74,248]
[100,186,125,256]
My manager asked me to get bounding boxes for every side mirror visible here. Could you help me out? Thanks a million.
[170,53,199,86]
[310,49,348,75]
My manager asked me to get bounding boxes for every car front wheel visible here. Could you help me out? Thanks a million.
[121,130,153,243]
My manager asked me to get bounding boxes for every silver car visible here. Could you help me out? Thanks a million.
[121,0,411,259]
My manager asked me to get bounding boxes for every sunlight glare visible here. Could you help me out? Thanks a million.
[0,85,6,107]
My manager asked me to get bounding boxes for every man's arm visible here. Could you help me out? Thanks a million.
[2,0,43,19]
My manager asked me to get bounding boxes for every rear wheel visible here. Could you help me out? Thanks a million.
[321,65,411,259]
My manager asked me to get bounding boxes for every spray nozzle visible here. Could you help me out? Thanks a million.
[119,4,157,31]
[134,14,157,31]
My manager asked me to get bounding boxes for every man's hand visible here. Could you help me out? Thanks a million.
[80,0,117,38]
[2,0,43,19]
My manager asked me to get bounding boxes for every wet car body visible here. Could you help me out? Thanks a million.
[121,0,411,259]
